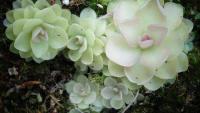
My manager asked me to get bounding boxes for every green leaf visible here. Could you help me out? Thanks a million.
[80,8,97,19]
[81,48,93,65]
[143,77,165,91]
[70,93,83,104]
[68,50,82,61]
[35,0,50,9]
[93,38,104,56]
[108,61,125,77]
[13,19,28,36]
[30,36,49,58]
[23,19,43,33]
[6,10,14,23]
[68,24,85,37]
[101,87,115,99]
[110,99,124,109]
[13,8,24,20]
[83,92,96,104]
[34,7,57,23]
[24,6,38,18]
[85,29,95,46]
[90,55,104,71]
[51,4,62,16]
[65,80,76,93]
[14,32,31,52]
[48,26,68,49]
[6,24,15,40]
[104,77,117,86]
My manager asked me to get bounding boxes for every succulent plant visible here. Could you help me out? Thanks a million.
[65,8,106,71]
[105,0,193,90]
[65,75,97,109]
[101,77,135,109]
[5,0,71,63]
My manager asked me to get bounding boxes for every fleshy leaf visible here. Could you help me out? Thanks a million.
[81,48,93,65]
[108,61,125,77]
[106,33,141,67]
[143,77,165,91]
[110,99,124,109]
[14,32,31,52]
[70,93,83,104]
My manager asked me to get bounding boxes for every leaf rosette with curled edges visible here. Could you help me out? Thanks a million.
[101,77,136,109]
[65,8,107,71]
[65,75,97,109]
[5,0,71,63]
[105,0,193,91]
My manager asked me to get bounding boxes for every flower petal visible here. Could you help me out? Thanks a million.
[106,33,141,67]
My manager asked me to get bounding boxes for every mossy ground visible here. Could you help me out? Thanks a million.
[0,0,200,113]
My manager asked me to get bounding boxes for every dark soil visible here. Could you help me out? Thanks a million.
[0,0,200,113]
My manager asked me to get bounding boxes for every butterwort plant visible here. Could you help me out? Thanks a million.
[5,0,71,63]
[65,75,97,109]
[105,0,193,90]
[65,8,106,71]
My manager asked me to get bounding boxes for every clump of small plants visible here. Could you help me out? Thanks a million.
[4,0,194,112]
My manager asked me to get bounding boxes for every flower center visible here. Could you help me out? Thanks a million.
[138,35,154,49]
[32,27,48,43]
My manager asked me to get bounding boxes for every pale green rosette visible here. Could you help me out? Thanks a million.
[65,8,106,71]
[101,77,136,109]
[5,0,71,63]
[65,75,97,109]
[105,0,193,91]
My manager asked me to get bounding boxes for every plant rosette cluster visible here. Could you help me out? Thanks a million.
[5,0,71,62]
[105,0,193,91]
[4,0,194,112]
[65,75,138,111]
[64,8,106,71]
